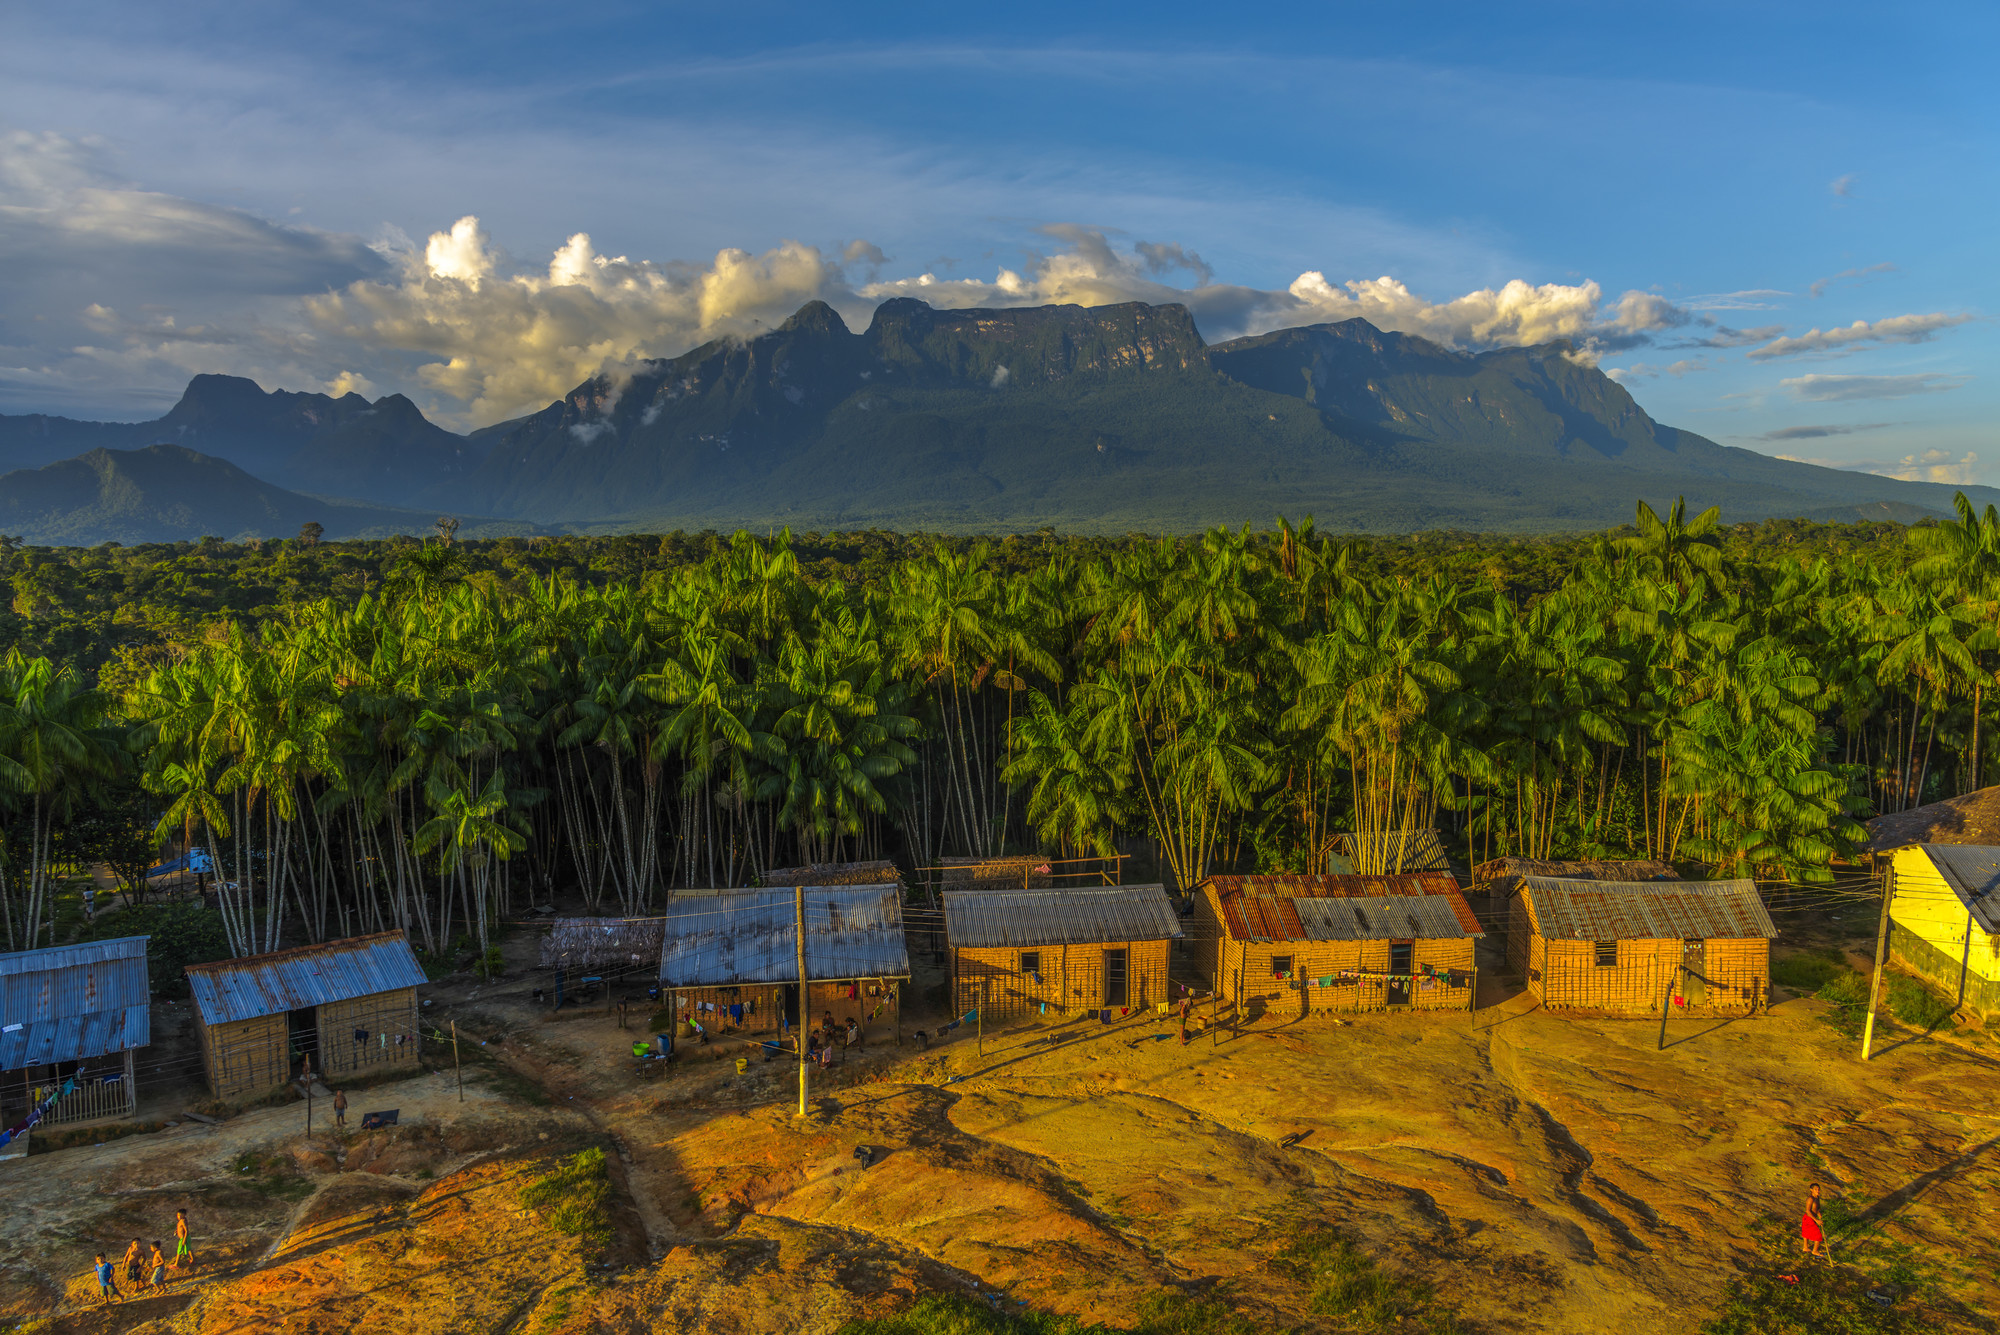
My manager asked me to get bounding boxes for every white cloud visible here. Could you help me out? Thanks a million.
[300,218,1698,426]
[1877,449,1980,484]
[1809,262,1894,299]
[1752,422,1893,442]
[1748,312,1974,360]
[1605,357,1710,382]
[1682,290,1791,311]
[1781,372,1972,401]
[1830,174,1857,198]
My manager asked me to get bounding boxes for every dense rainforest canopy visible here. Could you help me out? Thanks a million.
[0,500,1984,961]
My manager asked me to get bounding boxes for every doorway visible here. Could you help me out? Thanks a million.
[1387,941,1414,1006]
[1680,940,1708,1005]
[1103,949,1129,1007]
[287,1008,320,1082]
[783,984,801,1028]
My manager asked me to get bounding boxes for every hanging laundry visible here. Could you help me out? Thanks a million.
[729,1004,745,1024]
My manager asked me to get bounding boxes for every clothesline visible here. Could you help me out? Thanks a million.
[0,1074,78,1149]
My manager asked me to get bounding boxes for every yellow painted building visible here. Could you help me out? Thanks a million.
[1888,845,2000,1015]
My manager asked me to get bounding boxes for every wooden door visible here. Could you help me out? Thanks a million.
[1104,949,1129,1007]
[1680,940,1708,1005]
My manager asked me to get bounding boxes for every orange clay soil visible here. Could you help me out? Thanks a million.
[10,964,2000,1334]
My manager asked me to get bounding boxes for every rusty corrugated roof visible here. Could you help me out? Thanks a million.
[0,937,151,1069]
[1208,873,1482,941]
[185,931,426,1026]
[943,885,1182,949]
[1517,877,1776,941]
[657,885,909,986]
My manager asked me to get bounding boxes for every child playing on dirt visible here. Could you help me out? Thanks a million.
[1800,1183,1827,1260]
[122,1238,143,1290]
[332,1088,348,1128]
[93,1253,119,1304]
[148,1242,167,1289]
[173,1209,194,1271]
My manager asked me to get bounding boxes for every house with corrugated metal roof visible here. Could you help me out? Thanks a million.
[1,936,151,1127]
[942,884,1180,1021]
[184,930,426,1099]
[657,885,909,1043]
[1196,874,1482,1017]
[1507,877,1774,1012]
[1884,844,2000,1015]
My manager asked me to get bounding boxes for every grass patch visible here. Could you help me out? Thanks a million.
[1884,974,1956,1031]
[1701,1208,1933,1334]
[1278,1227,1455,1332]
[1814,971,1871,1038]
[28,1119,169,1154]
[1771,947,1846,992]
[518,1147,613,1254]
[230,1150,315,1201]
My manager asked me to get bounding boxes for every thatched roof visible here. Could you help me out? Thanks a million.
[538,917,667,970]
[759,859,902,888]
[938,856,1054,890]
[1865,787,2000,852]
[1472,858,1679,896]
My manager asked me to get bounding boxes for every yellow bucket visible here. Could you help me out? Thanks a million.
[735,1057,748,1075]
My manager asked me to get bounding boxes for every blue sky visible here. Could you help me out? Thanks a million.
[0,1,1991,481]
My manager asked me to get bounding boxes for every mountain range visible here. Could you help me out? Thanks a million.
[1,297,1986,544]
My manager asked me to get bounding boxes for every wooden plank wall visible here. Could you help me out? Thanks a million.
[316,988,422,1080]
[953,941,1172,1021]
[1530,936,1768,1011]
[199,1012,289,1100]
[1218,936,1475,1015]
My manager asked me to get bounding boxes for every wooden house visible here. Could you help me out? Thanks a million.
[1196,874,1482,1016]
[1506,877,1774,1011]
[942,884,1180,1021]
[0,937,151,1129]
[1884,844,2000,1015]
[1471,857,1679,920]
[657,884,909,1042]
[538,917,667,1000]
[185,931,426,1099]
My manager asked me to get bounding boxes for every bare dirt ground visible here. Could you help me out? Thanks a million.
[7,921,1998,1335]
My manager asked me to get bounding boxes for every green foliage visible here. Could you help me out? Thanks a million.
[1275,1227,1460,1332]
[474,944,506,979]
[79,900,230,997]
[229,1150,315,1200]
[1771,948,1847,992]
[1815,971,1872,1038]
[518,1147,614,1252]
[1884,974,1956,1031]
[833,1296,1098,1335]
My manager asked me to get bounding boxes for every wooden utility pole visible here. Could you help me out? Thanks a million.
[305,1079,313,1137]
[1862,863,1895,1061]
[1657,967,1678,1051]
[977,980,985,1057]
[451,1021,463,1101]
[795,886,809,1119]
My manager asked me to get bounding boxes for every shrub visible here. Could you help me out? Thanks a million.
[1771,948,1845,992]
[518,1147,613,1252]
[833,1295,1096,1335]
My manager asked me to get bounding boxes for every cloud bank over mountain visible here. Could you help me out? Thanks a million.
[302,215,1696,427]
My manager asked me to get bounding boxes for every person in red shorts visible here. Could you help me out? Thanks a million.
[1799,1183,1827,1260]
